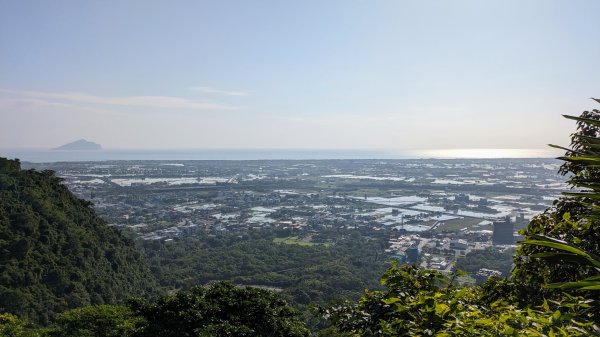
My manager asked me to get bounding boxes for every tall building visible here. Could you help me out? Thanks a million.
[406,245,420,264]
[492,218,514,245]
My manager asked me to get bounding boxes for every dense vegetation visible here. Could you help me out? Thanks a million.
[455,247,514,277]
[0,282,310,337]
[141,230,388,306]
[321,264,597,336]
[127,282,309,337]
[0,158,155,324]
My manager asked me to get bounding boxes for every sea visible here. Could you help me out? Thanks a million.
[0,148,561,163]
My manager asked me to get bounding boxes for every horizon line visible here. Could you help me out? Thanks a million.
[1,147,564,162]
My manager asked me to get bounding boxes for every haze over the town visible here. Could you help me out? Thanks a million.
[1,0,599,155]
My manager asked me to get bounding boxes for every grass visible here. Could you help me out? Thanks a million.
[433,217,488,234]
[273,236,328,247]
[454,274,476,286]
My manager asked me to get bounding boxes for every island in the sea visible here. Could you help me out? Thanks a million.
[53,139,102,151]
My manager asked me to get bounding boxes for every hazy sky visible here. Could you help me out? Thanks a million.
[1,0,599,151]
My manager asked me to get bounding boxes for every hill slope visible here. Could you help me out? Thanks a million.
[0,158,154,323]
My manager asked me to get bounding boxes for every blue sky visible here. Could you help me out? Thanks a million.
[1,0,599,151]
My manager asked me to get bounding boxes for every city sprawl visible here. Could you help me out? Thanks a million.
[25,158,566,283]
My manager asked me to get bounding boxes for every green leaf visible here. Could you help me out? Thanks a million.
[529,252,590,265]
[548,144,586,155]
[560,192,600,200]
[435,303,450,317]
[382,297,400,305]
[563,114,600,127]
[546,280,600,290]
[519,235,600,268]
[557,156,600,164]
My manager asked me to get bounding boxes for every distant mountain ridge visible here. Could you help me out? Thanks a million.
[53,139,102,151]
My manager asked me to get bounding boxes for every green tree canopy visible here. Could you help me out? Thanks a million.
[0,158,156,324]
[127,281,310,337]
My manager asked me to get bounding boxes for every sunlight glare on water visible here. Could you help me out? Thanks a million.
[415,148,562,159]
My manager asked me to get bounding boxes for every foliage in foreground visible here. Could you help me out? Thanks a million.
[0,313,48,337]
[0,282,310,337]
[513,100,600,291]
[320,263,596,336]
[128,281,310,337]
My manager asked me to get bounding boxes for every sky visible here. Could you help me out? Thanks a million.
[1,0,599,152]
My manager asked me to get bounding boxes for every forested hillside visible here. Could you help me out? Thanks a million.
[0,158,155,324]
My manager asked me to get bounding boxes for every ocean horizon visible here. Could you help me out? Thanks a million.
[0,148,563,163]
